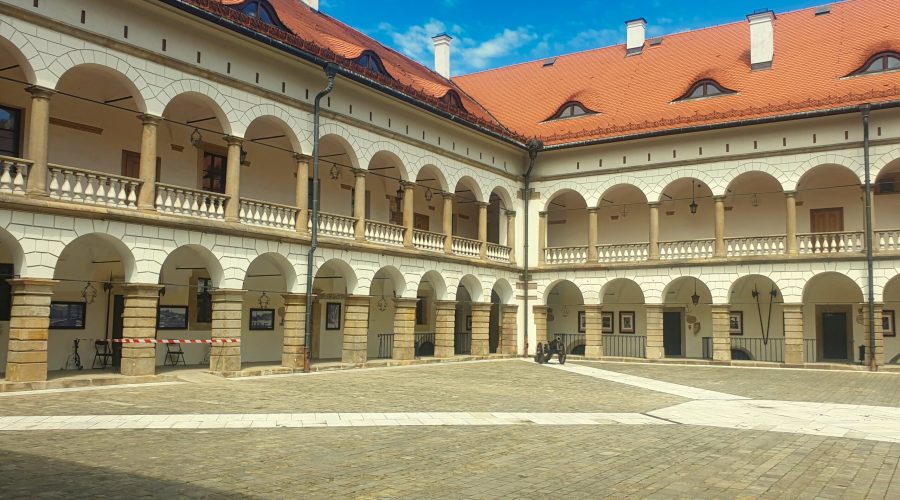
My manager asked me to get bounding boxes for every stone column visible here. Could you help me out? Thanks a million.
[588,208,599,262]
[478,202,489,260]
[863,302,885,367]
[434,300,456,358]
[353,170,366,241]
[209,289,244,373]
[584,304,603,359]
[533,305,548,350]
[442,192,454,254]
[392,297,417,360]
[710,305,731,361]
[648,202,660,260]
[506,211,517,265]
[281,293,308,369]
[538,211,547,265]
[224,137,243,222]
[499,304,519,355]
[120,284,163,377]
[25,86,54,196]
[402,181,415,248]
[4,278,56,382]
[714,196,726,258]
[342,295,370,364]
[470,302,491,356]
[645,305,664,359]
[785,191,798,255]
[136,114,161,210]
[782,303,804,365]
[295,155,310,235]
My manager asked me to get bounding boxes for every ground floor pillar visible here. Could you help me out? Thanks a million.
[342,296,370,364]
[499,304,518,355]
[533,305,548,351]
[863,302,885,367]
[4,278,56,382]
[281,294,308,369]
[645,305,664,359]
[584,304,603,359]
[711,305,732,362]
[210,289,244,373]
[120,284,162,377]
[393,298,417,360]
[434,301,456,358]
[783,303,804,366]
[470,302,491,356]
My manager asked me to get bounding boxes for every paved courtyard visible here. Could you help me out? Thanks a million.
[0,360,898,498]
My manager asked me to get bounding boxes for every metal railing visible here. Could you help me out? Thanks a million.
[486,243,511,263]
[454,332,471,355]
[725,236,786,257]
[0,155,29,195]
[544,245,588,265]
[797,231,865,254]
[730,337,784,362]
[311,211,356,239]
[376,333,394,359]
[414,332,436,357]
[239,198,298,230]
[365,220,405,246]
[552,333,585,354]
[412,229,445,252]
[602,334,645,358]
[155,183,227,220]
[49,165,141,209]
[597,243,649,263]
[451,236,481,258]
[660,239,715,260]
[804,339,817,363]
[701,337,713,359]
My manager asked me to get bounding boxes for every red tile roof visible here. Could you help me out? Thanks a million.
[454,0,900,146]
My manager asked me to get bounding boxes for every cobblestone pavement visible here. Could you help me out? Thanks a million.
[1,359,899,499]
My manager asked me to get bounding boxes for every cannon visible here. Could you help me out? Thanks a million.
[533,336,567,365]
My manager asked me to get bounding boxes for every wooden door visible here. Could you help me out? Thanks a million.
[810,208,844,252]
[821,312,849,360]
[663,311,683,357]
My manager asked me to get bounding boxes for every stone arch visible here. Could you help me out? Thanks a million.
[159,244,225,289]
[728,274,782,304]
[489,186,514,210]
[653,169,719,202]
[594,178,652,207]
[540,179,591,208]
[542,278,585,305]
[371,265,407,298]
[544,187,587,212]
[46,54,150,112]
[242,252,298,294]
[240,107,304,153]
[723,163,788,195]
[0,19,38,84]
[318,132,361,170]
[52,233,137,284]
[362,142,412,180]
[419,270,448,301]
[454,175,484,202]
[661,276,713,305]
[802,271,864,303]
[455,274,484,302]
[490,278,515,305]
[316,123,362,168]
[0,225,27,278]
[873,148,900,181]
[313,258,358,296]
[156,81,237,134]
[789,154,863,191]
[413,159,450,191]
[600,278,645,305]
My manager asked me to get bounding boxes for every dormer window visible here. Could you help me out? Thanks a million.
[852,52,900,75]
[548,102,596,121]
[232,0,282,27]
[442,90,466,113]
[356,51,391,78]
[676,80,736,101]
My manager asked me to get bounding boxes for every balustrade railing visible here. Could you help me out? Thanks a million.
[597,243,649,263]
[486,243,511,263]
[725,236,786,257]
[454,332,471,355]
[412,229,445,252]
[155,183,226,220]
[602,334,645,358]
[377,333,394,359]
[544,245,588,265]
[798,232,864,254]
[876,230,900,252]
[730,337,784,363]
[414,332,436,357]
[659,239,715,260]
[239,198,297,230]
[0,156,29,195]
[804,339,817,363]
[451,236,481,258]
[49,165,140,209]
[365,220,405,246]
[311,211,356,239]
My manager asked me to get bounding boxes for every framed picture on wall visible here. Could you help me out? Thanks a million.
[883,310,896,337]
[619,311,635,334]
[601,312,614,334]
[49,302,86,329]
[249,308,275,331]
[578,311,586,333]
[325,302,342,330]
[729,311,743,335]
[465,315,472,331]
[157,306,188,330]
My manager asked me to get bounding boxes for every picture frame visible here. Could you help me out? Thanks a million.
[619,311,635,334]
[465,315,472,331]
[601,312,614,334]
[49,301,86,330]
[157,305,188,330]
[325,302,342,330]
[729,311,743,335]
[578,311,586,333]
[249,308,275,331]
[883,310,895,337]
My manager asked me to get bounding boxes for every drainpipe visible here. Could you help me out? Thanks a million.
[522,139,543,357]
[862,105,876,371]
[303,63,338,373]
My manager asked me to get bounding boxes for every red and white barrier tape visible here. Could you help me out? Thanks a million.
[103,339,240,344]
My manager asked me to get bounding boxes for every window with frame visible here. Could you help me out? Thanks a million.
[442,91,466,113]
[234,0,281,26]
[121,150,161,182]
[201,151,227,193]
[0,105,22,158]
[852,52,900,75]
[196,277,213,324]
[676,80,736,101]
[547,102,596,121]
[356,51,391,78]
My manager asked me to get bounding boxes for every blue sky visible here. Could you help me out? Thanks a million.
[319,0,829,75]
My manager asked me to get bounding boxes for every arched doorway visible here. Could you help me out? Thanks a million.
[544,280,584,353]
[795,164,863,254]
[597,184,649,262]
[242,253,296,367]
[454,275,482,355]
[415,271,447,357]
[544,190,588,264]
[600,278,646,358]
[658,178,714,259]
[489,279,514,354]
[661,277,712,358]
[881,275,900,364]
[451,177,483,257]
[873,158,900,251]
[368,266,404,359]
[724,172,786,256]
[310,259,358,361]
[803,272,864,363]
[365,152,408,246]
[728,275,783,362]
[0,228,26,377]
[313,135,359,239]
[241,115,301,223]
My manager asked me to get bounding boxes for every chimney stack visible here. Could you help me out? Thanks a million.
[625,18,646,55]
[747,10,774,70]
[301,0,318,11]
[432,33,452,79]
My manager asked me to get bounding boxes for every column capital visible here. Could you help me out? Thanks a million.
[505,210,516,218]
[293,153,312,164]
[353,168,367,178]
[583,303,604,312]
[500,304,518,313]
[393,297,418,308]
[441,191,454,201]
[223,135,243,147]
[345,295,371,306]
[400,180,416,190]
[476,201,490,209]
[210,288,245,301]
[713,195,727,202]
[648,202,660,208]
[470,302,492,312]
[25,85,55,99]
[137,114,162,126]
[435,300,457,310]
[539,210,548,217]
[121,283,164,296]
[587,207,599,214]
[784,190,797,198]
[281,293,311,305]
[7,278,59,293]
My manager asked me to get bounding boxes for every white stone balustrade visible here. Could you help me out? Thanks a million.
[545,246,588,265]
[597,243,649,263]
[365,220,405,246]
[310,211,356,239]
[659,239,715,260]
[155,183,227,220]
[49,164,140,209]
[725,236,786,257]
[798,232,864,254]
[452,236,481,258]
[876,230,900,252]
[0,156,29,195]
[413,229,445,252]
[239,198,298,230]
[486,243,511,263]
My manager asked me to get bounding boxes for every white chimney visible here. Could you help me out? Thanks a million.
[301,0,318,11]
[747,10,774,70]
[432,33,452,79]
[625,18,646,55]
